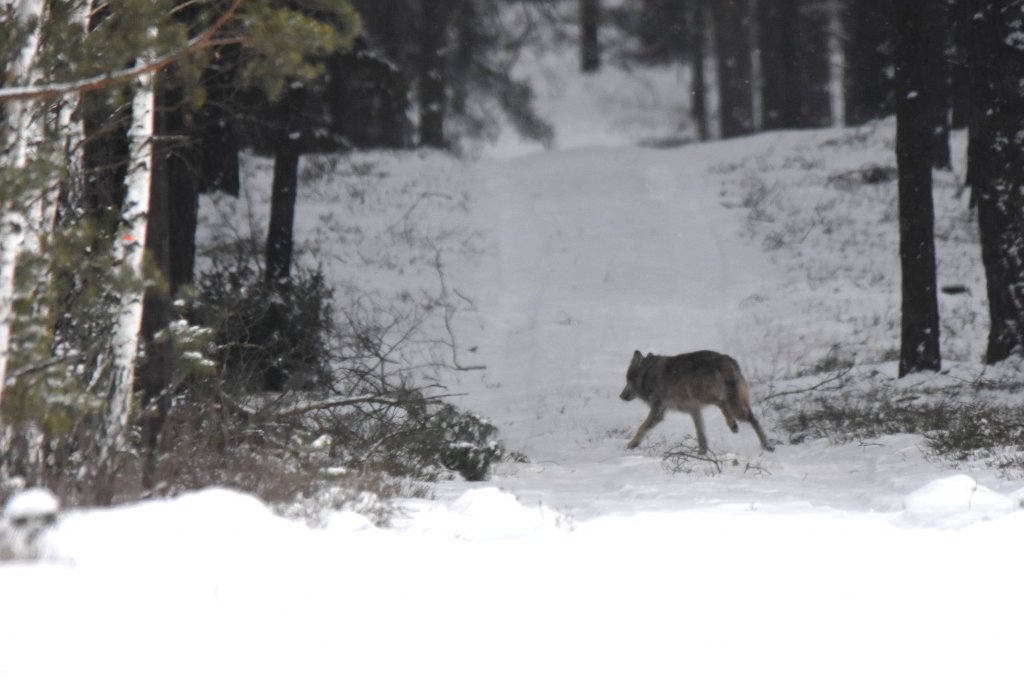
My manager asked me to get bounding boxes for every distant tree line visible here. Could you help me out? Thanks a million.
[587,0,1024,374]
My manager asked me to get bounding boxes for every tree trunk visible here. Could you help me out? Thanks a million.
[418,0,453,148]
[265,84,304,287]
[968,0,1024,362]
[580,0,601,73]
[96,59,158,500]
[197,43,241,197]
[844,2,893,125]
[748,0,764,132]
[688,0,709,141]
[702,1,722,139]
[894,1,941,377]
[929,0,952,170]
[948,0,971,130]
[826,0,846,128]
[714,0,753,138]
[137,71,180,490]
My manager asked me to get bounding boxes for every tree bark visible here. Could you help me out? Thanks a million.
[748,0,764,132]
[968,0,1024,362]
[580,0,601,73]
[688,0,709,141]
[929,0,952,170]
[713,0,753,138]
[96,56,157,501]
[265,84,305,286]
[418,0,453,148]
[826,0,846,128]
[894,1,941,376]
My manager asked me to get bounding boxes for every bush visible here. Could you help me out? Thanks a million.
[191,235,335,392]
[925,403,1024,476]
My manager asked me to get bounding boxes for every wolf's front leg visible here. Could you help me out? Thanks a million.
[626,404,665,449]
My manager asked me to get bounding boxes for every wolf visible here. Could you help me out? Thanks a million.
[619,349,773,453]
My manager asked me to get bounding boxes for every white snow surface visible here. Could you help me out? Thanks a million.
[5,64,1024,683]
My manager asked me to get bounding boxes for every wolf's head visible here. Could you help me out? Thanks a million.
[619,350,645,401]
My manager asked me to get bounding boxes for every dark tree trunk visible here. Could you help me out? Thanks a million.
[265,85,304,287]
[760,0,827,129]
[81,4,130,232]
[714,0,753,138]
[418,0,453,148]
[845,2,894,125]
[688,0,709,141]
[968,0,1024,363]
[138,72,176,488]
[894,1,941,377]
[929,0,953,170]
[580,0,601,73]
[197,43,241,196]
[948,0,972,130]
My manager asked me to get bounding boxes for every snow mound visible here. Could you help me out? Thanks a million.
[903,474,1019,524]
[400,487,569,540]
[3,487,60,522]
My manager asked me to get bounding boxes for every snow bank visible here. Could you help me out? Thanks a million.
[3,486,1024,683]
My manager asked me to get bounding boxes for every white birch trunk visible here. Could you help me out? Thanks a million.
[0,0,48,427]
[96,62,156,474]
[827,0,847,128]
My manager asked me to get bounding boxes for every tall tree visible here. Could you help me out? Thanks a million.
[580,0,601,73]
[893,0,941,376]
[825,0,846,128]
[929,0,952,170]
[844,2,894,125]
[967,0,1024,362]
[418,0,453,147]
[265,82,305,286]
[713,0,753,138]
[687,0,709,140]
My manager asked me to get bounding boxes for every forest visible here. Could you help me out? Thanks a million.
[1,0,1023,512]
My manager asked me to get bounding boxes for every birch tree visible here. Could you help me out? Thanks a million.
[0,0,48,431]
[825,0,846,128]
[93,54,156,493]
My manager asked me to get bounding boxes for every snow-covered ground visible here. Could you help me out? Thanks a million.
[5,40,1024,683]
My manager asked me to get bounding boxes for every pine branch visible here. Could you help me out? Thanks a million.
[0,0,244,104]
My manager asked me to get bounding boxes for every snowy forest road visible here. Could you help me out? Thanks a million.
[442,140,1007,521]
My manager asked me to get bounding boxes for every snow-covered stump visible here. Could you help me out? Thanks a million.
[0,487,60,561]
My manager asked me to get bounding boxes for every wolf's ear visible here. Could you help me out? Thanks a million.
[632,350,643,363]
[645,352,654,360]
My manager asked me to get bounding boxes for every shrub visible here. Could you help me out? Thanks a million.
[191,235,335,392]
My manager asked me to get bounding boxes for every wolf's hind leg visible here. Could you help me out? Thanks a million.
[690,409,709,454]
[746,413,774,452]
[627,404,665,449]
